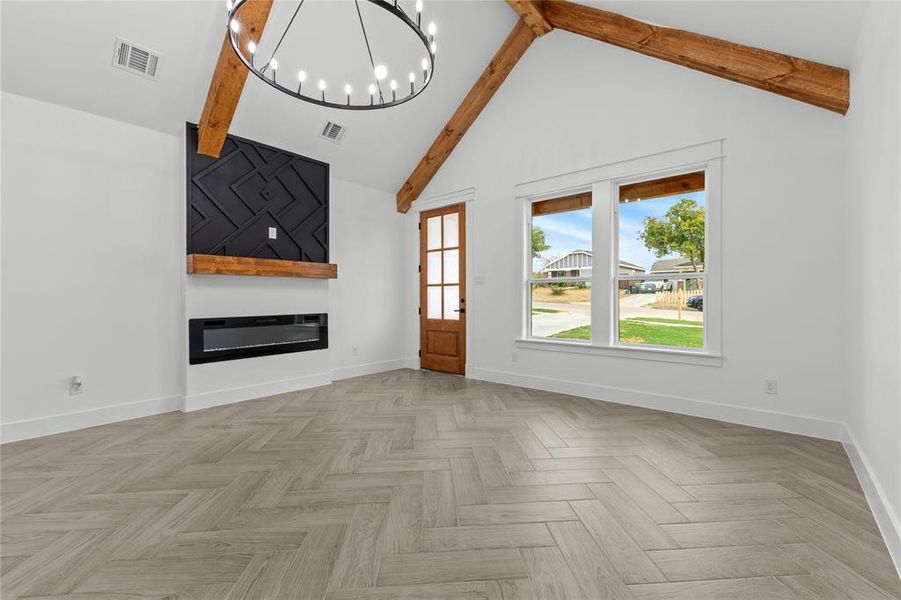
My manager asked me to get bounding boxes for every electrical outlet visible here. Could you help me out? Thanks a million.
[69,376,84,395]
[268,227,277,240]
[764,379,778,395]
[352,345,358,357]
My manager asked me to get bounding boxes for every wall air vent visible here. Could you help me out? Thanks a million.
[112,37,160,81]
[320,121,346,143]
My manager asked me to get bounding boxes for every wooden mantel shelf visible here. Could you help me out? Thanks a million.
[187,254,338,279]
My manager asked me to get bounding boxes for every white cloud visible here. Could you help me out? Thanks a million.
[538,219,592,245]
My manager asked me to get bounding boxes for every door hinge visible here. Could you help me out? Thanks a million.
[418,349,421,357]
[418,264,421,273]
[418,306,421,315]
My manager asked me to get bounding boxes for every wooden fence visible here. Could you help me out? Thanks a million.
[653,288,703,308]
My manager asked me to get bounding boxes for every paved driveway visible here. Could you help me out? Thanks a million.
[532,302,590,337]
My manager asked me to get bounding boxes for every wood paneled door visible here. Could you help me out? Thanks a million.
[419,204,466,374]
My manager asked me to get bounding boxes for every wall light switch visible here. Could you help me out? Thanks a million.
[764,379,778,395]
[268,227,277,240]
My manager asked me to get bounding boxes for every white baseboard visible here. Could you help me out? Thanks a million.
[403,356,420,370]
[1,360,410,443]
[331,359,406,381]
[183,372,332,412]
[0,394,183,444]
[844,432,901,576]
[467,366,846,441]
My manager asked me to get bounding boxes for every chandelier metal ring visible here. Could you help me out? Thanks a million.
[226,0,436,110]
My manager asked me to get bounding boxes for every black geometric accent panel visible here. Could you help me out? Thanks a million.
[186,123,329,263]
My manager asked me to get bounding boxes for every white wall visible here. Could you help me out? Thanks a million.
[328,178,407,379]
[844,1,901,567]
[1,92,407,439]
[405,30,851,437]
[1,92,184,440]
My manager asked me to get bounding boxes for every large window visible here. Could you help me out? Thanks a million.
[615,172,706,349]
[528,193,592,341]
[521,144,721,360]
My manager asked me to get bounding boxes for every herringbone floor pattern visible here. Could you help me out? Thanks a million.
[2,369,899,599]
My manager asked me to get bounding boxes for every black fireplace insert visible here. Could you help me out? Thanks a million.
[189,313,328,364]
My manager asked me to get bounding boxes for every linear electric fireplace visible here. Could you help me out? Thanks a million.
[189,313,328,364]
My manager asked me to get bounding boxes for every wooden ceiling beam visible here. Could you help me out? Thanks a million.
[197,0,273,157]
[544,0,849,115]
[396,20,536,213]
[505,0,553,37]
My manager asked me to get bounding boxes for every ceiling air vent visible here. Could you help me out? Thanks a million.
[320,121,346,143]
[112,37,160,81]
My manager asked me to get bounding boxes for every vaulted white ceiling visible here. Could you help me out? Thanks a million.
[1,1,865,193]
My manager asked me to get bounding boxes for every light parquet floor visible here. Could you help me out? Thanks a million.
[1,369,899,599]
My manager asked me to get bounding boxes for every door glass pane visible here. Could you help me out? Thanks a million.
[427,216,442,250]
[427,286,442,319]
[427,251,442,285]
[443,249,459,284]
[443,285,460,320]
[443,213,459,247]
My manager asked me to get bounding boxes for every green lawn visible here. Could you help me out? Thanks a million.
[551,320,704,347]
[532,307,562,314]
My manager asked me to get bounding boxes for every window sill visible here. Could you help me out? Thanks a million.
[514,338,723,367]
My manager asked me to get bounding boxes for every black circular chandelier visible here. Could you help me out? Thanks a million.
[226,0,437,110]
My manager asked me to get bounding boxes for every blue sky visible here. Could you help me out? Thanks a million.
[532,191,705,272]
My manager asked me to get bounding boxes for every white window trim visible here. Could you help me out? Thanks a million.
[516,141,723,367]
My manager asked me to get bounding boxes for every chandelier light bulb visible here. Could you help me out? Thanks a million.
[344,84,352,95]
[318,79,327,91]
[368,84,377,95]
[374,64,388,81]
[226,0,233,12]
[390,79,398,101]
[390,79,397,90]
[270,58,278,70]
[297,70,306,94]
[428,22,437,35]
[421,58,429,70]
[230,18,240,33]
[409,72,415,82]
[415,0,423,12]
[247,41,256,54]
[430,42,437,55]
